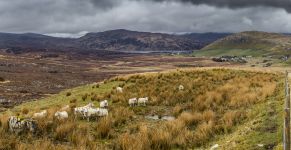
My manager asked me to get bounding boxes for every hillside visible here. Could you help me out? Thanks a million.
[0,33,75,53]
[184,32,231,45]
[0,69,284,149]
[194,31,291,57]
[0,30,230,53]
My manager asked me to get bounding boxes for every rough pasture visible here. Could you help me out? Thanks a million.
[0,69,285,150]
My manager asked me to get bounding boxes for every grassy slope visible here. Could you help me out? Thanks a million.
[193,31,291,57]
[193,48,268,57]
[0,69,285,149]
[208,81,284,150]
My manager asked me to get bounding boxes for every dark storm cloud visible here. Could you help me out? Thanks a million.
[89,0,120,8]
[151,0,291,12]
[0,0,291,36]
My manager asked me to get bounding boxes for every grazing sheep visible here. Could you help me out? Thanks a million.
[138,97,149,106]
[75,107,108,121]
[8,116,37,134]
[54,111,68,120]
[128,98,137,107]
[85,108,100,121]
[178,85,184,90]
[100,100,108,108]
[33,110,47,119]
[116,87,123,93]
[74,103,96,120]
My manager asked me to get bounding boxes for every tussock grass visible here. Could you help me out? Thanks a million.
[95,116,113,139]
[0,114,9,131]
[111,106,134,127]
[21,108,29,115]
[193,120,215,146]
[54,121,76,141]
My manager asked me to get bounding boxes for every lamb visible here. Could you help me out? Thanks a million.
[33,110,47,119]
[138,97,149,106]
[54,111,68,120]
[74,103,96,120]
[100,100,108,108]
[128,98,137,107]
[116,87,123,93]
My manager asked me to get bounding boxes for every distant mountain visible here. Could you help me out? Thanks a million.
[0,29,231,53]
[77,29,200,51]
[0,33,75,52]
[195,31,291,56]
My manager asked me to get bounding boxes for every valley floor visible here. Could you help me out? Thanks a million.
[0,52,232,108]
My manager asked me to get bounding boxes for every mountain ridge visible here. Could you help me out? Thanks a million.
[0,29,231,53]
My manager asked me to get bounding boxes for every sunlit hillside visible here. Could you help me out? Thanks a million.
[194,31,291,57]
[0,69,284,149]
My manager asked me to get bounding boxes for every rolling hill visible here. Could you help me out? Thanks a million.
[194,31,291,57]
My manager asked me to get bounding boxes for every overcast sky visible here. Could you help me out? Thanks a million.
[0,0,291,37]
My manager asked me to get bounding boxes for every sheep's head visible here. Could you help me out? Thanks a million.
[54,112,59,117]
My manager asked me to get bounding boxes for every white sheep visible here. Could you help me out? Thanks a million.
[128,98,137,107]
[54,111,68,120]
[138,97,149,106]
[178,85,184,90]
[33,110,47,119]
[116,87,123,93]
[210,144,219,150]
[74,103,96,120]
[100,100,108,108]
[85,108,100,121]
[83,108,108,121]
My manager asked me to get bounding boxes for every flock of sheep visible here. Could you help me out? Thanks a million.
[7,100,110,134]
[6,85,161,134]
[6,84,185,134]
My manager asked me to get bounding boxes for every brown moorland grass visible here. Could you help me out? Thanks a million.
[0,68,284,149]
